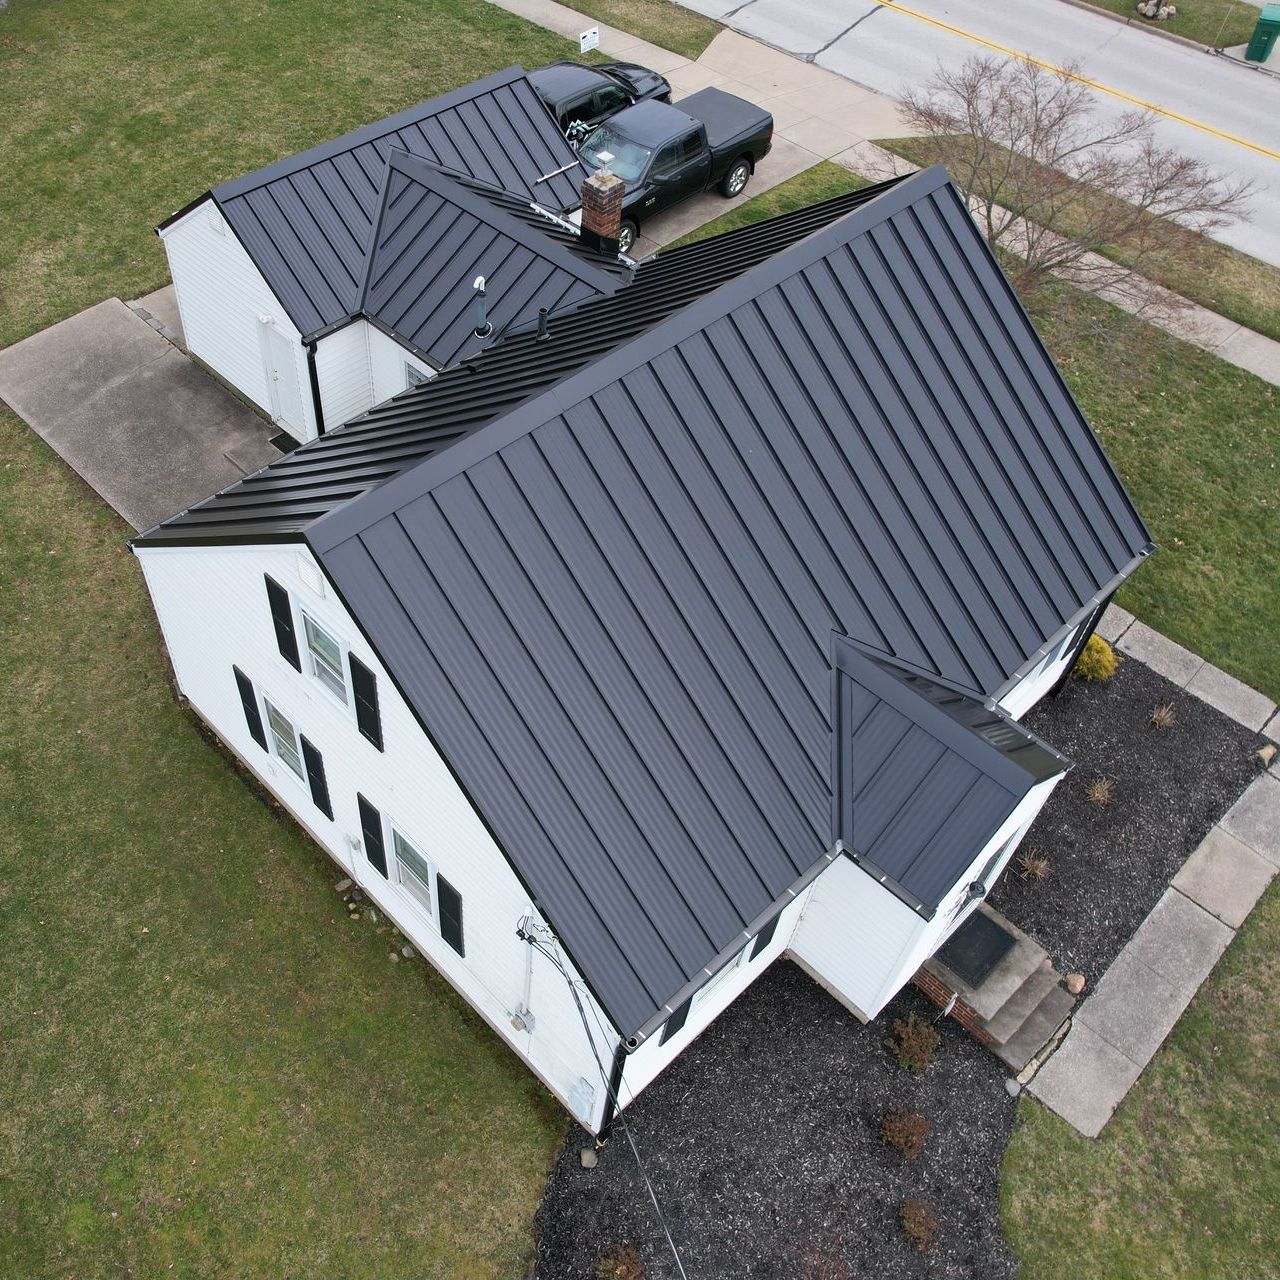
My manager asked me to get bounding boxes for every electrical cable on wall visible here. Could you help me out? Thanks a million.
[517,921,689,1280]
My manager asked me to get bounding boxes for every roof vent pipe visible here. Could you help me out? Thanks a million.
[537,307,550,341]
[472,276,492,339]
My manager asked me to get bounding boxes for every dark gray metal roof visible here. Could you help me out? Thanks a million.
[135,178,902,546]
[205,67,585,336]
[832,637,1068,914]
[357,152,619,368]
[301,167,1151,1036]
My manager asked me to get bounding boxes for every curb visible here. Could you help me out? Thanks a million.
[1054,0,1217,54]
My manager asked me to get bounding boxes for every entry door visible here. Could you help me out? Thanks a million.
[261,319,305,434]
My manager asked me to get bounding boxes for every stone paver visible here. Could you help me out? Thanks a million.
[1173,827,1277,929]
[1027,1021,1143,1139]
[1096,602,1135,644]
[1124,889,1235,993]
[1219,773,1280,867]
[1185,663,1277,732]
[136,284,186,349]
[1116,620,1204,686]
[0,298,278,531]
[1075,947,1190,1068]
[1264,711,1280,745]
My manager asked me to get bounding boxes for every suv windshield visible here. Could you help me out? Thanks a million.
[578,124,652,183]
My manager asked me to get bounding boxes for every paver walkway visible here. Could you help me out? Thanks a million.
[1025,603,1280,1137]
[488,0,1280,392]
[0,297,279,532]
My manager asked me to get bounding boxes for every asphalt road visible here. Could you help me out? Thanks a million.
[683,0,1280,266]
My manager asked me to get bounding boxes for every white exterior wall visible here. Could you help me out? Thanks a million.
[159,198,319,441]
[314,323,373,429]
[368,325,436,404]
[619,889,813,1104]
[790,773,1063,1019]
[999,616,1088,720]
[134,541,617,1131]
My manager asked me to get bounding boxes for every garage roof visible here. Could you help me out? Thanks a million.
[180,67,586,336]
[302,167,1152,1037]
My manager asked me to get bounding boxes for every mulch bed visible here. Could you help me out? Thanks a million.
[535,656,1263,1279]
[994,656,1261,982]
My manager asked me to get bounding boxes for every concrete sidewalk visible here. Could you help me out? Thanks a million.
[0,298,279,532]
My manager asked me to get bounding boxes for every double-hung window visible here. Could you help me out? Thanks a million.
[263,699,305,779]
[302,613,347,703]
[392,827,434,918]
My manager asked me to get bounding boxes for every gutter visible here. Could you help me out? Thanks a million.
[305,339,326,437]
[597,1041,628,1141]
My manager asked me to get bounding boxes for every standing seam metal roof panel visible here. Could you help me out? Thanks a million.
[308,168,1150,1037]
[209,68,585,335]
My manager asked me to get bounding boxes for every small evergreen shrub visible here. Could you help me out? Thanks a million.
[1073,634,1118,682]
[880,1108,929,1160]
[887,1013,941,1071]
[900,1199,939,1251]
[596,1244,645,1280]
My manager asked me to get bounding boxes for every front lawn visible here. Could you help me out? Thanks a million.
[678,163,1280,701]
[570,0,722,59]
[1075,0,1260,48]
[1,0,590,1274]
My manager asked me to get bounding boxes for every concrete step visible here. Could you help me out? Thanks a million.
[925,905,1048,1022]
[995,985,1077,1072]
[981,962,1060,1045]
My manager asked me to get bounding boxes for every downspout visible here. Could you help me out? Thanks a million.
[305,339,326,437]
[1049,592,1113,699]
[596,1041,628,1143]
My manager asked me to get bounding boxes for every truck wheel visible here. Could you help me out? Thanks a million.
[618,219,639,255]
[720,157,751,198]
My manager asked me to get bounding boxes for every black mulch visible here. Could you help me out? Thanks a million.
[535,657,1263,1280]
[994,656,1261,982]
[535,972,1018,1280]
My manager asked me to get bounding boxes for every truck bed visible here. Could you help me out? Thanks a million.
[677,86,773,152]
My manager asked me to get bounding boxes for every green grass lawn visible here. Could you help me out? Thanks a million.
[673,163,1280,701]
[0,0,595,1273]
[569,0,722,60]
[1076,0,1260,48]
[877,136,1280,344]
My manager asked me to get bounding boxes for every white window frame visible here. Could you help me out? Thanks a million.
[301,611,348,705]
[391,824,436,923]
[690,946,747,1009]
[263,697,305,781]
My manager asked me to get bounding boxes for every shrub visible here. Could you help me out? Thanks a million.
[1016,848,1051,880]
[900,1199,940,1251]
[880,1108,929,1160]
[887,1013,941,1071]
[1150,702,1177,730]
[1085,775,1115,807]
[596,1244,645,1280]
[1073,634,1119,682]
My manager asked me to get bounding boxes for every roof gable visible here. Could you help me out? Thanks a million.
[208,67,585,335]
[357,153,620,368]
[308,168,1151,1036]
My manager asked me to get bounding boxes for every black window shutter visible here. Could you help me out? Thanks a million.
[357,794,387,878]
[264,575,301,670]
[751,914,780,959]
[436,874,464,956]
[233,666,268,750]
[348,654,383,751]
[660,998,691,1045]
[300,736,333,819]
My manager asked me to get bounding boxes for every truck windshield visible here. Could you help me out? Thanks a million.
[578,124,652,183]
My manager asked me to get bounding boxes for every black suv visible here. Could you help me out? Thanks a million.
[528,60,671,136]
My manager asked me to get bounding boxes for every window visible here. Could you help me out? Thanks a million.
[264,699,304,779]
[678,129,702,163]
[560,92,596,128]
[691,947,746,1008]
[393,827,434,917]
[405,362,431,389]
[302,613,347,702]
[594,85,629,115]
[650,141,681,178]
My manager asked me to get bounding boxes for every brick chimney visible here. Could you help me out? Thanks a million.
[580,168,624,256]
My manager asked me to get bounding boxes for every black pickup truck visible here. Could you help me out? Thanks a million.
[576,88,774,254]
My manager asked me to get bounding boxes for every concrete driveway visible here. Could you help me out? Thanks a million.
[0,297,280,532]
[682,0,1280,266]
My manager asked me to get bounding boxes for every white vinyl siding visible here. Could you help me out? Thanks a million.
[1000,617,1088,719]
[313,322,374,428]
[368,325,435,404]
[134,541,617,1132]
[158,198,319,441]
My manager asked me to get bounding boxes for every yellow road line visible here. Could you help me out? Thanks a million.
[871,0,1280,162]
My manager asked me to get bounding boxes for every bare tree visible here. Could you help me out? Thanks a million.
[900,56,1251,313]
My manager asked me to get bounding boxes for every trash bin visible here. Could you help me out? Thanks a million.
[1245,3,1280,62]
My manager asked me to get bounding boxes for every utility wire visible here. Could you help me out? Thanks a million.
[519,927,689,1279]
